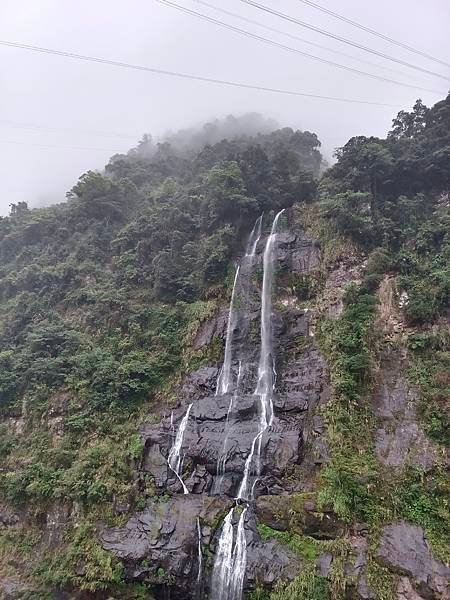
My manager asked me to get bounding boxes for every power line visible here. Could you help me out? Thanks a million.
[0,40,405,107]
[296,0,450,68]
[0,139,123,152]
[240,0,450,82]
[0,119,139,140]
[191,0,425,80]
[155,0,442,94]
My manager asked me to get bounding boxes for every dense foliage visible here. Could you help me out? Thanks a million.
[0,95,448,597]
[319,95,449,324]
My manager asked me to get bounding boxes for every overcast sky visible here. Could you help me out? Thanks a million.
[1,0,449,215]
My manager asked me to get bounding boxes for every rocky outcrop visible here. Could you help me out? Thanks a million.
[0,577,33,599]
[322,257,363,317]
[99,224,446,600]
[255,494,344,539]
[192,310,228,351]
[376,522,450,599]
[373,349,437,470]
[101,494,298,598]
[100,227,332,597]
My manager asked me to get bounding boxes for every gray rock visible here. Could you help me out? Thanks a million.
[317,553,333,577]
[0,506,19,526]
[373,349,437,471]
[45,502,71,547]
[376,522,450,599]
[375,424,436,471]
[181,365,220,399]
[397,577,428,599]
[291,234,321,274]
[192,309,228,350]
[255,494,344,539]
[0,578,32,599]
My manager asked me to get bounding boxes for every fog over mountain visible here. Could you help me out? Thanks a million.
[1,0,449,215]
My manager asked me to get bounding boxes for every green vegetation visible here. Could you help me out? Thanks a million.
[317,283,380,524]
[407,330,450,445]
[0,96,449,597]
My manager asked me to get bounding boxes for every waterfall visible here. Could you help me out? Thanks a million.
[167,402,192,494]
[194,515,204,600]
[237,208,285,501]
[197,517,203,583]
[211,210,284,599]
[214,361,243,494]
[245,214,263,258]
[210,508,234,600]
[215,266,240,397]
[228,507,247,598]
[210,506,247,600]
[215,214,263,397]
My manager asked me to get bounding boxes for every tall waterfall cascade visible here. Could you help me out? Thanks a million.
[167,402,193,494]
[211,210,285,600]
[163,210,284,599]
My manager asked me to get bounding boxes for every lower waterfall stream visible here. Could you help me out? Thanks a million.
[210,209,285,600]
[165,210,284,599]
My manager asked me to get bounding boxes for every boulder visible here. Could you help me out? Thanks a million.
[376,522,450,599]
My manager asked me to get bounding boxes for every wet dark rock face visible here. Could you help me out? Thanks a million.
[101,229,330,597]
[99,228,450,600]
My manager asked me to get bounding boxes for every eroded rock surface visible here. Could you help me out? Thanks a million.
[376,522,450,599]
[373,349,437,470]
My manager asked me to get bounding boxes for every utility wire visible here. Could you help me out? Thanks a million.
[296,0,450,68]
[0,139,122,152]
[240,0,450,82]
[0,40,405,107]
[0,119,139,140]
[191,0,424,80]
[155,0,442,94]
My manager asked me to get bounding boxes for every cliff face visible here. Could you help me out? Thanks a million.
[0,208,448,600]
[96,214,449,598]
[1,99,449,599]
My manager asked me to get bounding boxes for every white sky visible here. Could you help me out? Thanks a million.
[0,0,449,215]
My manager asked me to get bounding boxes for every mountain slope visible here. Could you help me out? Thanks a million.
[0,99,448,599]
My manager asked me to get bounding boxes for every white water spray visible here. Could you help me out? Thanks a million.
[237,209,285,501]
[167,403,192,494]
[210,506,247,600]
[215,214,263,397]
[216,266,240,397]
[211,211,284,599]
[197,517,203,584]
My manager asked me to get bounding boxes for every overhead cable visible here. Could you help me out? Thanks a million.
[240,0,450,81]
[0,40,405,107]
[155,0,443,94]
[296,0,450,68]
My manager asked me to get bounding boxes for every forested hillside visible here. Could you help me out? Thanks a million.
[0,97,448,599]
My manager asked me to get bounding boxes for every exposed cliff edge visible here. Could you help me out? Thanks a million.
[0,98,449,599]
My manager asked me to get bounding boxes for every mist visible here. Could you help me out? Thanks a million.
[1,0,449,215]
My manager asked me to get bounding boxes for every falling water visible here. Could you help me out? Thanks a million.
[245,214,263,258]
[210,211,284,599]
[214,213,264,492]
[210,508,234,599]
[215,266,240,397]
[215,214,263,397]
[167,402,192,494]
[214,361,243,494]
[210,506,247,600]
[197,517,203,584]
[228,507,247,598]
[237,209,285,501]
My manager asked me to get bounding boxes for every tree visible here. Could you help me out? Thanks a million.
[389,99,430,140]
